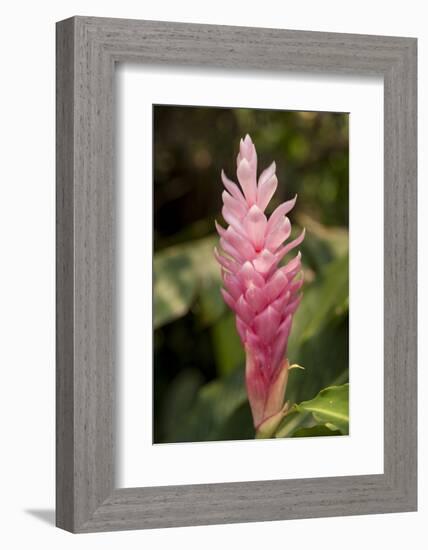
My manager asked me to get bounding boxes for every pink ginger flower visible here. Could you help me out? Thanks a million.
[215,134,305,433]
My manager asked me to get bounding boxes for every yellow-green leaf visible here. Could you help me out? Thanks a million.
[295,384,349,434]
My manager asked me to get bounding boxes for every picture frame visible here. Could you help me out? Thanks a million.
[56,16,417,533]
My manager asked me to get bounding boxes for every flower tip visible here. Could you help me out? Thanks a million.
[239,134,255,161]
[215,219,227,237]
[237,156,251,173]
[221,169,228,188]
[248,203,261,215]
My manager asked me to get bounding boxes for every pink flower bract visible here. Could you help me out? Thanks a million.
[215,134,305,430]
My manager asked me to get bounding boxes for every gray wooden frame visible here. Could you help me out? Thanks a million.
[56,16,417,533]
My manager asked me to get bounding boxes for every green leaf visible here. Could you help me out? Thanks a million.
[285,317,349,407]
[153,246,197,328]
[275,383,349,438]
[210,312,244,377]
[163,367,250,442]
[160,369,204,442]
[285,250,349,406]
[298,213,349,264]
[197,279,225,326]
[298,252,348,345]
[295,383,349,435]
[154,236,222,329]
[216,402,254,441]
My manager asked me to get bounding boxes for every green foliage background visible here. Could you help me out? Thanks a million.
[153,105,349,443]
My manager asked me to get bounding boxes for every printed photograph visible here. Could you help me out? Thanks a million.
[153,105,349,443]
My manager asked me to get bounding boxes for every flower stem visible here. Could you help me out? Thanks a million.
[255,403,290,439]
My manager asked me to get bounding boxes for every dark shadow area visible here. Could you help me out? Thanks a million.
[25,508,55,526]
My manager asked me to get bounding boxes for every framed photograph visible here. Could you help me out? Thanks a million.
[56,16,417,532]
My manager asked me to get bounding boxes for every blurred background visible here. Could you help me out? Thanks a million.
[153,105,349,443]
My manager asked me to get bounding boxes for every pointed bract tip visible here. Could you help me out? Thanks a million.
[237,156,251,173]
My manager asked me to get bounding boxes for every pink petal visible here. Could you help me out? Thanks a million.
[237,158,257,205]
[223,225,256,261]
[222,190,247,219]
[245,333,269,385]
[271,291,291,315]
[240,134,254,160]
[282,265,301,282]
[245,333,268,378]
[252,249,277,275]
[246,328,261,350]
[245,283,268,313]
[223,272,243,301]
[275,228,305,263]
[258,161,276,188]
[257,162,278,212]
[288,276,304,295]
[237,261,265,289]
[220,236,244,263]
[264,270,288,302]
[271,315,292,370]
[267,195,297,232]
[220,288,236,312]
[238,135,258,173]
[245,346,268,428]
[283,295,302,319]
[235,295,254,325]
[263,360,289,423]
[257,174,278,213]
[265,216,291,251]
[243,205,267,251]
[221,205,247,238]
[214,247,239,274]
[281,251,302,277]
[254,305,281,344]
[214,220,227,239]
[236,317,249,342]
[278,314,292,337]
[221,170,245,203]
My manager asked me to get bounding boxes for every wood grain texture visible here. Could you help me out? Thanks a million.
[56,16,417,533]
[56,18,75,532]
